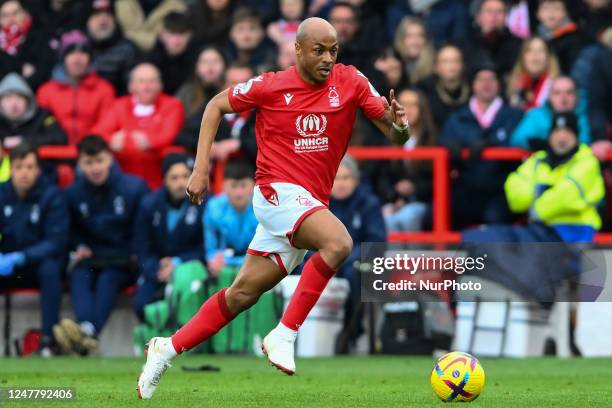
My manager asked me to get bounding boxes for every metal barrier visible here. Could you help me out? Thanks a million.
[36,145,612,244]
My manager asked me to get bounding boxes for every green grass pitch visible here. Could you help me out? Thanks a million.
[1,356,611,407]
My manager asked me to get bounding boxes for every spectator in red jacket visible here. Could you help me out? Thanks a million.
[37,30,116,145]
[92,63,185,188]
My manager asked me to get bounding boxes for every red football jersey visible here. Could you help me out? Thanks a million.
[228,64,385,205]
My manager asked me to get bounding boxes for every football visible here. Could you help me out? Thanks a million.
[430,351,485,402]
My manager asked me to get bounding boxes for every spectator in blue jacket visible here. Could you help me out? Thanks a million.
[329,155,386,349]
[511,76,591,149]
[55,135,149,355]
[440,66,523,229]
[132,153,205,319]
[0,144,69,355]
[204,160,258,277]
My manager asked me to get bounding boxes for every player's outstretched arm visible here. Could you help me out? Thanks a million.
[186,88,235,205]
[371,89,411,146]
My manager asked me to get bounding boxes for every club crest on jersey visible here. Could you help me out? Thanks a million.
[294,113,329,153]
[328,86,340,107]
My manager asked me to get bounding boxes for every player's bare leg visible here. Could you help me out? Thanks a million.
[263,209,352,376]
[138,255,285,399]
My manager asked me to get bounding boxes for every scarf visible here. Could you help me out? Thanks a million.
[537,19,577,41]
[0,16,32,55]
[518,74,552,110]
[469,96,503,129]
[507,1,530,39]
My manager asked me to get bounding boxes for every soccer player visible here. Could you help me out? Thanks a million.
[137,17,410,399]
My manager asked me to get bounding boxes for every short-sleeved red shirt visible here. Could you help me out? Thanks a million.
[228,64,385,205]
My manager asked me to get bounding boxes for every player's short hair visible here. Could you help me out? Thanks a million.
[162,11,192,34]
[339,154,360,180]
[77,135,111,157]
[231,6,261,27]
[9,142,38,164]
[224,160,254,180]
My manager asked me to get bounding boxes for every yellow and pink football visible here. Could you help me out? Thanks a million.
[430,351,485,402]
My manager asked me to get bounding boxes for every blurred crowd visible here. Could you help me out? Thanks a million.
[0,0,611,356]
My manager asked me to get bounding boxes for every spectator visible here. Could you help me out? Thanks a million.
[132,153,204,319]
[266,0,303,46]
[440,67,523,229]
[329,155,386,347]
[175,46,227,117]
[275,39,297,71]
[87,0,140,95]
[205,160,257,277]
[0,73,66,149]
[507,36,560,111]
[144,11,196,94]
[190,0,235,47]
[224,7,277,69]
[384,88,437,231]
[0,144,69,356]
[329,2,384,88]
[461,0,522,79]
[588,31,612,148]
[578,0,612,42]
[0,0,56,90]
[536,0,591,73]
[92,63,185,188]
[386,0,470,46]
[503,112,604,243]
[37,30,116,145]
[57,135,149,355]
[417,44,469,127]
[115,0,187,52]
[392,17,434,86]
[176,62,253,158]
[34,0,91,42]
[374,48,409,95]
[511,76,591,149]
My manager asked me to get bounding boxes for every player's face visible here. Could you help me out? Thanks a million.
[165,163,191,202]
[224,178,255,211]
[549,128,577,155]
[78,151,113,186]
[10,153,40,195]
[331,165,357,201]
[296,35,338,84]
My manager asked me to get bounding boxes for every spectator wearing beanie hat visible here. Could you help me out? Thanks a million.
[500,110,605,243]
[37,30,116,145]
[132,152,205,319]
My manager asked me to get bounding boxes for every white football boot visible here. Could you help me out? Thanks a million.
[261,323,298,376]
[137,337,175,399]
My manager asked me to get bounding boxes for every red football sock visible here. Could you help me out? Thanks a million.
[171,288,235,353]
[280,252,337,331]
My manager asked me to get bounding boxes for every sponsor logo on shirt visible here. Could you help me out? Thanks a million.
[232,75,263,96]
[294,113,329,153]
